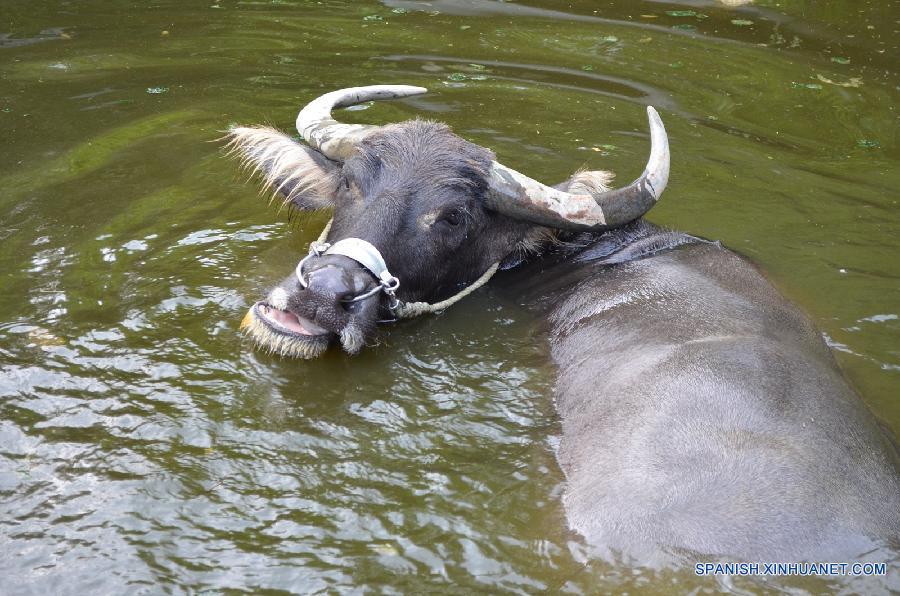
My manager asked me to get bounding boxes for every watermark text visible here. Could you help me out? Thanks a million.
[694,562,886,577]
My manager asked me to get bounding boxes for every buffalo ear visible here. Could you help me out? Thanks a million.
[564,168,615,195]
[225,125,339,211]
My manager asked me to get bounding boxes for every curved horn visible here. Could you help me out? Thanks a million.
[296,85,428,161]
[484,106,669,230]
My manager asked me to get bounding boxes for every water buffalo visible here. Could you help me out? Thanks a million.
[227,85,900,565]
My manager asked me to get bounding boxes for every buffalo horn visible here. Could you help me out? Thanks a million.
[484,107,669,230]
[295,85,428,161]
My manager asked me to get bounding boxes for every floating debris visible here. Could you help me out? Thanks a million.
[860,313,897,323]
[856,139,880,149]
[791,82,822,90]
[446,72,486,82]
[816,74,863,88]
[363,14,383,21]
[581,64,594,71]
[830,56,850,64]
[672,24,697,31]
[146,86,168,94]
[666,10,701,17]
[731,19,754,26]
[582,144,616,155]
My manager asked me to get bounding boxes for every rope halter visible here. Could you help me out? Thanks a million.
[296,237,401,310]
[295,219,499,320]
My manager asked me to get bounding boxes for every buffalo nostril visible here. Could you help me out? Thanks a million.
[306,264,369,304]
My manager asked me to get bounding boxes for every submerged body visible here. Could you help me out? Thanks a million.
[505,221,900,563]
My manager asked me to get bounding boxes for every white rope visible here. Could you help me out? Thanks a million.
[316,218,332,244]
[393,262,499,319]
[312,218,499,320]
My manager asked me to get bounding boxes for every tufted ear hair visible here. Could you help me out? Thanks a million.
[225,125,339,211]
[563,168,615,195]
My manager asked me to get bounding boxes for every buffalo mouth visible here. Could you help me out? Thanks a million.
[240,301,331,359]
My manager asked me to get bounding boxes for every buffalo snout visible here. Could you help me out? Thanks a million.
[302,254,377,307]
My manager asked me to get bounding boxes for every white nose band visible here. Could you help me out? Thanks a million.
[296,238,400,308]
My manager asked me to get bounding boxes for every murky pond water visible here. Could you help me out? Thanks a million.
[1,0,898,592]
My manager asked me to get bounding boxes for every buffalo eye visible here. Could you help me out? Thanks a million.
[440,209,463,227]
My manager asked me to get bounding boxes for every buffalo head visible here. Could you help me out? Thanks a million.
[226,85,669,358]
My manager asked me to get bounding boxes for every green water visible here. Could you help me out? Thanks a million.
[1,0,897,592]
